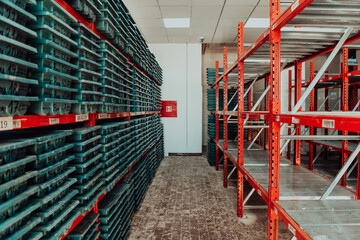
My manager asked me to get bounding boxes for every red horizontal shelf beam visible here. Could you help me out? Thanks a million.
[61,137,161,239]
[277,113,360,133]
[54,0,158,85]
[305,140,353,154]
[273,201,312,240]
[211,29,270,88]
[4,111,160,131]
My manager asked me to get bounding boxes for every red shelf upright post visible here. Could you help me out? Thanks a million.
[248,86,252,142]
[294,61,302,166]
[341,48,349,186]
[309,62,315,170]
[223,47,229,188]
[324,71,329,161]
[268,0,281,238]
[265,75,270,150]
[215,60,220,171]
[287,70,292,160]
[237,22,245,218]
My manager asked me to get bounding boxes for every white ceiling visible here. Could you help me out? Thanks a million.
[123,0,291,44]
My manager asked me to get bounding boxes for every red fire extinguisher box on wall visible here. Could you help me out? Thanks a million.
[161,101,177,118]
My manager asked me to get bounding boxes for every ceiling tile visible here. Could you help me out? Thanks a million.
[226,0,258,6]
[144,35,169,43]
[141,28,167,36]
[160,6,191,18]
[168,35,191,43]
[222,6,255,18]
[135,18,164,28]
[129,7,162,19]
[158,0,192,6]
[192,0,224,6]
[123,0,158,6]
[191,27,215,36]
[166,28,191,36]
[218,18,247,28]
[191,18,218,28]
[192,6,222,18]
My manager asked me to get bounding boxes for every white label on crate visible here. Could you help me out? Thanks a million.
[116,113,120,118]
[291,0,299,12]
[329,147,333,150]
[288,224,296,235]
[49,118,60,125]
[13,119,21,129]
[0,117,14,131]
[258,190,261,196]
[292,117,300,124]
[98,113,110,119]
[76,114,89,122]
[348,73,352,77]
[275,116,280,122]
[322,119,335,129]
[260,114,265,120]
[329,77,333,80]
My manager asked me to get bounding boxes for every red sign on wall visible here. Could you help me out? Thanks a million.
[161,101,177,118]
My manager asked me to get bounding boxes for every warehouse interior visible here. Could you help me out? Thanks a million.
[1,0,360,239]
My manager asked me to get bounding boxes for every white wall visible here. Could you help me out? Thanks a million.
[149,44,202,156]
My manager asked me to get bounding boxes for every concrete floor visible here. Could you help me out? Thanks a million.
[129,156,292,240]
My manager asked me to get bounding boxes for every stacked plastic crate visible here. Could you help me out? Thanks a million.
[71,23,103,114]
[27,0,79,115]
[0,137,40,239]
[65,0,101,23]
[98,183,133,240]
[99,121,132,192]
[206,68,223,85]
[0,0,39,116]
[64,212,99,240]
[69,126,104,215]
[97,40,123,113]
[28,130,78,239]
[117,51,133,112]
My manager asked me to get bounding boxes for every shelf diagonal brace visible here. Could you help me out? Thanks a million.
[291,27,353,114]
[227,166,237,180]
[320,142,360,200]
[247,128,265,150]
[228,75,260,121]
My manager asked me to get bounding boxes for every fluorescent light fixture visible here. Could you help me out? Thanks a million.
[245,18,269,28]
[163,18,190,28]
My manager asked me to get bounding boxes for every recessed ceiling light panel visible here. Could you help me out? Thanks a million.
[244,18,269,28]
[163,18,190,28]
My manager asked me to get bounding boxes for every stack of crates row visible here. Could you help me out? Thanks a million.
[0,117,164,239]
[206,68,223,85]
[206,76,249,166]
[0,0,162,117]
[64,0,163,85]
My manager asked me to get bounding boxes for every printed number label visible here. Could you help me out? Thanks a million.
[13,119,21,129]
[76,114,89,122]
[0,117,13,131]
[98,113,110,119]
[288,224,296,235]
[260,114,265,120]
[292,117,300,124]
[322,119,335,129]
[49,118,60,125]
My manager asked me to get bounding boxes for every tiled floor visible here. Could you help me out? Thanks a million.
[129,156,292,240]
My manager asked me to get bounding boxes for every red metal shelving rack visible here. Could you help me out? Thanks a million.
[210,0,360,239]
